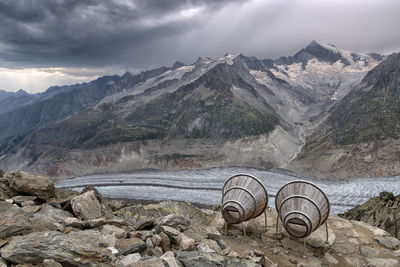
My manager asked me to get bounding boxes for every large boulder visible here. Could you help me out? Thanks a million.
[31,204,74,232]
[0,202,32,238]
[5,171,55,200]
[70,190,102,221]
[0,179,15,199]
[0,230,113,266]
[115,238,146,256]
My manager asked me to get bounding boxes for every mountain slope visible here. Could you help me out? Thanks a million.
[0,41,388,177]
[0,89,37,115]
[327,52,400,144]
[288,53,400,178]
[20,61,281,149]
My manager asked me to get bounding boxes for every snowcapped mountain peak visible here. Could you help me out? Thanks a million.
[218,53,240,65]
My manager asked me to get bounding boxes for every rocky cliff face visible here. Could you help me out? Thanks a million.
[289,53,400,179]
[341,192,400,239]
[0,171,399,266]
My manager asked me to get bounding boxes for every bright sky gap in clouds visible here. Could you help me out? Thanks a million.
[0,0,399,93]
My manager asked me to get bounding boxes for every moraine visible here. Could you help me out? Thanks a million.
[55,167,400,215]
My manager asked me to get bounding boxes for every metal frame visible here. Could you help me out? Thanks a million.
[222,173,269,223]
[274,180,330,242]
[275,180,330,225]
[222,173,269,237]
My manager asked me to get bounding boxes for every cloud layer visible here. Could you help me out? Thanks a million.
[0,0,399,92]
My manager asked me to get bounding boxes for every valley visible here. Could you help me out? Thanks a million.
[0,41,397,180]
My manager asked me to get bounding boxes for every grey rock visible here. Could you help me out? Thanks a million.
[31,204,74,232]
[0,201,32,238]
[206,227,227,249]
[116,253,141,267]
[105,217,128,228]
[180,234,195,251]
[345,257,360,267]
[21,205,40,214]
[151,246,163,257]
[145,237,154,249]
[330,244,352,255]
[282,238,304,254]
[305,226,335,248]
[131,258,164,267]
[42,259,62,267]
[0,180,15,199]
[199,239,222,254]
[322,252,338,265]
[367,258,399,267]
[21,200,35,207]
[177,251,261,267]
[157,214,190,232]
[135,217,156,230]
[374,236,400,249]
[47,200,62,209]
[5,171,55,200]
[139,231,152,241]
[102,224,126,239]
[159,226,181,244]
[258,254,275,267]
[71,191,102,221]
[158,232,170,253]
[151,234,162,247]
[12,196,37,204]
[0,230,113,266]
[161,251,179,267]
[197,242,216,253]
[0,239,8,248]
[64,217,82,228]
[115,238,146,256]
[359,245,379,257]
[82,217,106,228]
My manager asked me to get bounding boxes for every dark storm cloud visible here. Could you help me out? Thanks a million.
[0,0,399,71]
[0,0,243,68]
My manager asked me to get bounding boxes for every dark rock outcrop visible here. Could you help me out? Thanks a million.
[5,171,55,200]
[1,230,114,266]
[0,202,32,238]
[341,192,400,238]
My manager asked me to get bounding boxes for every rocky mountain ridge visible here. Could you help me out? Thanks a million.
[0,41,386,178]
[1,171,400,266]
[341,191,400,239]
[288,52,400,179]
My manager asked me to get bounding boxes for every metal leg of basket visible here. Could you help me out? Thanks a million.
[264,211,268,229]
[275,216,279,233]
[325,222,329,244]
[242,222,247,238]
[225,222,228,236]
[303,238,307,255]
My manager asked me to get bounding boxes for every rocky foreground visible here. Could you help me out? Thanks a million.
[1,172,400,266]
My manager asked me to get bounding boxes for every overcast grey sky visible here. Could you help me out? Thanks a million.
[0,0,399,93]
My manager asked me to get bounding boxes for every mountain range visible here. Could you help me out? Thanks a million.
[0,41,397,179]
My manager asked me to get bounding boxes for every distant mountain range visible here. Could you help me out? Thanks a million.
[0,41,397,179]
